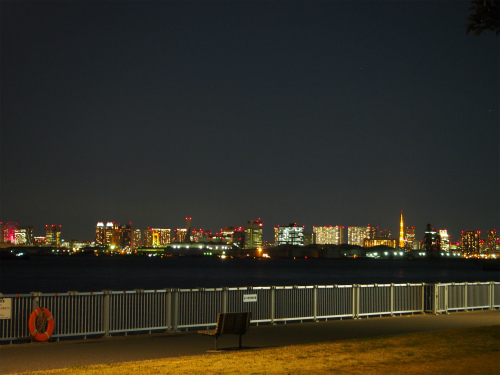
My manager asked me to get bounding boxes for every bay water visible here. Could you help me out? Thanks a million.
[1,256,498,294]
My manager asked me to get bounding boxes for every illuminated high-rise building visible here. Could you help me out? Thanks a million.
[424,224,440,255]
[347,227,361,246]
[95,222,114,246]
[14,226,34,245]
[33,236,46,246]
[232,227,246,248]
[155,228,171,246]
[487,230,498,252]
[405,227,415,249]
[175,217,192,242]
[122,224,131,249]
[363,226,395,248]
[377,229,392,239]
[144,228,171,247]
[95,222,105,245]
[185,217,192,240]
[275,223,305,246]
[105,222,113,245]
[245,219,263,249]
[175,228,188,242]
[111,223,132,250]
[216,227,239,245]
[14,229,28,245]
[461,230,480,255]
[368,226,377,239]
[364,238,397,248]
[213,227,246,247]
[347,226,373,247]
[191,229,212,243]
[111,222,121,247]
[131,229,142,250]
[143,229,152,247]
[313,226,343,245]
[439,230,450,252]
[304,232,313,246]
[45,225,62,247]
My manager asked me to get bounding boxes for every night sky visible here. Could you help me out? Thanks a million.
[1,1,498,243]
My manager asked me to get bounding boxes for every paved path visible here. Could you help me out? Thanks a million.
[1,310,499,374]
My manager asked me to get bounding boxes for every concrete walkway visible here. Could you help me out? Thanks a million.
[1,310,499,374]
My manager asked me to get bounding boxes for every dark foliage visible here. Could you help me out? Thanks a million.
[466,0,500,35]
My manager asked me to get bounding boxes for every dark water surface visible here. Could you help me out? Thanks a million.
[1,256,498,294]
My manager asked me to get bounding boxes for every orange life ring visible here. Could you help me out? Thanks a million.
[29,307,54,342]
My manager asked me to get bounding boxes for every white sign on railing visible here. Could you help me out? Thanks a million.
[243,294,257,303]
[0,298,12,319]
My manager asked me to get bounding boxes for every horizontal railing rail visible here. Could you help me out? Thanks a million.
[1,281,498,343]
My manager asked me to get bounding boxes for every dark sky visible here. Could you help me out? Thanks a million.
[1,1,498,243]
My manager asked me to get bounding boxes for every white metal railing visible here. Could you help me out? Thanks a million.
[107,290,170,334]
[431,282,500,314]
[316,285,354,320]
[1,282,498,343]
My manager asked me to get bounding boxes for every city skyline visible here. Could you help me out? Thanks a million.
[1,212,496,244]
[1,1,498,243]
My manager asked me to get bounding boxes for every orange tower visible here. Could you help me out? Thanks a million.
[399,211,405,248]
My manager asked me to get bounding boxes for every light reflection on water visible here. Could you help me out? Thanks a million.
[1,256,498,294]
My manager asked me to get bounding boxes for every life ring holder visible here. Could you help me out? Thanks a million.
[29,307,54,342]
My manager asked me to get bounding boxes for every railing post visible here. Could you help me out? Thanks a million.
[29,292,41,343]
[489,281,494,310]
[353,285,359,319]
[171,289,179,332]
[30,292,41,312]
[390,283,394,317]
[444,284,449,314]
[271,286,276,325]
[102,290,110,338]
[433,284,438,315]
[134,289,144,332]
[495,282,499,309]
[165,288,172,331]
[222,287,228,313]
[464,282,468,311]
[420,284,424,314]
[313,285,318,322]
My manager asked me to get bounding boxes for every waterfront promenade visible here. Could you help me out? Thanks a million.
[1,310,498,374]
